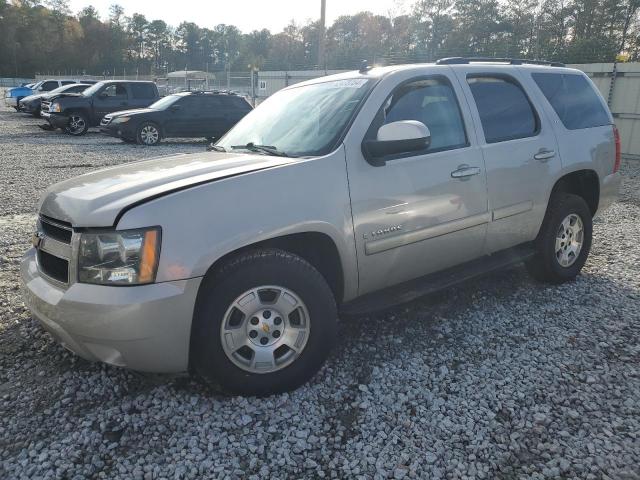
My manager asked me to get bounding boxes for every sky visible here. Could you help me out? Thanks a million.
[67,0,409,32]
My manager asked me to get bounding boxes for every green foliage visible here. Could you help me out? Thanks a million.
[1,0,639,77]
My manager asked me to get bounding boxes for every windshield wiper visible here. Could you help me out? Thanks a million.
[230,142,290,157]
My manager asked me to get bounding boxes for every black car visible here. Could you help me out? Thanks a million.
[41,80,160,136]
[99,91,253,145]
[19,83,91,117]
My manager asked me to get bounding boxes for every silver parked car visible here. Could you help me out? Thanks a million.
[21,58,621,395]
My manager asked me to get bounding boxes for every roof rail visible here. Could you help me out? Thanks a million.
[436,57,565,67]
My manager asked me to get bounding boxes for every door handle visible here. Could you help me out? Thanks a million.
[451,165,481,179]
[534,149,556,161]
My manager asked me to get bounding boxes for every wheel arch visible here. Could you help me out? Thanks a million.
[198,231,346,305]
[550,169,600,217]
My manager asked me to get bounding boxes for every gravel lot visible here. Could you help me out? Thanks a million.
[1,103,639,480]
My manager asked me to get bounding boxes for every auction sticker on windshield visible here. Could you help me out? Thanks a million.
[319,79,370,89]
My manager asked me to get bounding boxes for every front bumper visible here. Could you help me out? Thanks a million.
[4,96,18,108]
[596,172,622,218]
[20,101,40,113]
[42,112,70,128]
[21,248,202,373]
[100,122,135,139]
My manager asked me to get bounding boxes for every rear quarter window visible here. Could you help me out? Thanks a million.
[532,73,610,130]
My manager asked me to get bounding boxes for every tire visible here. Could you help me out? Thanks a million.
[136,122,161,145]
[65,113,89,136]
[526,193,592,284]
[191,249,337,395]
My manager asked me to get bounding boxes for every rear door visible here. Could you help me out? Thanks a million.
[452,66,562,253]
[129,83,158,108]
[93,83,129,121]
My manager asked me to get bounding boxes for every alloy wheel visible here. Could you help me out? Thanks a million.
[140,125,159,145]
[68,115,86,135]
[555,213,584,267]
[220,285,310,374]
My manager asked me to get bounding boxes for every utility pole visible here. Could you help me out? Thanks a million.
[317,0,326,71]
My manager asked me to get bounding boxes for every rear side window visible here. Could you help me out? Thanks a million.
[224,96,252,110]
[130,83,156,99]
[61,81,75,85]
[374,76,468,153]
[468,75,538,143]
[532,73,610,130]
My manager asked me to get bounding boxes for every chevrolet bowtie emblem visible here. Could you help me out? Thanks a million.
[261,323,270,334]
[32,231,44,249]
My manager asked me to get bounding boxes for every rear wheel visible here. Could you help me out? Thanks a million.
[526,193,592,284]
[66,113,89,136]
[136,122,161,145]
[191,249,337,395]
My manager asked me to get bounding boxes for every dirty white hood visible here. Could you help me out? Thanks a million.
[39,152,296,227]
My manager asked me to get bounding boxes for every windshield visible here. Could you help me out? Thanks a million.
[218,78,373,157]
[81,82,106,97]
[148,95,180,110]
[30,81,43,90]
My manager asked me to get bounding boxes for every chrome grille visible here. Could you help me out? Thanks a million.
[100,115,112,126]
[35,215,73,285]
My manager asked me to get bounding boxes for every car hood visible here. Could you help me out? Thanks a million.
[106,108,152,119]
[6,86,32,96]
[20,93,44,103]
[39,152,297,227]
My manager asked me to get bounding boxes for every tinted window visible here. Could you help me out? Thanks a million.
[130,83,156,99]
[40,81,58,91]
[532,73,610,130]
[377,77,467,152]
[67,84,88,93]
[201,96,222,108]
[227,96,252,110]
[468,76,538,143]
[101,84,127,97]
[61,80,75,85]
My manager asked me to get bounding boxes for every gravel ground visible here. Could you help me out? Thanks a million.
[1,104,639,480]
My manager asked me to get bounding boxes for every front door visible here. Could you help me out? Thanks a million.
[93,83,129,123]
[452,66,562,253]
[345,72,489,295]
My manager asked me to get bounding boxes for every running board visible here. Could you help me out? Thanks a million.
[340,244,536,316]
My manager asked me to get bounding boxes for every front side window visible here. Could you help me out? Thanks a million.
[368,76,468,154]
[40,81,58,91]
[217,78,373,157]
[532,73,610,130]
[101,84,127,97]
[468,75,538,143]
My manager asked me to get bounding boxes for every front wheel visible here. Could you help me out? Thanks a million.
[191,249,337,395]
[526,193,592,284]
[65,113,89,136]
[136,122,161,145]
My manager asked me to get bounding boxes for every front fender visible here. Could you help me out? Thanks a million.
[116,148,359,301]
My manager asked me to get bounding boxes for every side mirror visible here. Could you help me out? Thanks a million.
[362,120,431,166]
[170,104,181,112]
[98,92,109,98]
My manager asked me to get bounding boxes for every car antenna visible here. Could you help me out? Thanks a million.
[359,60,370,73]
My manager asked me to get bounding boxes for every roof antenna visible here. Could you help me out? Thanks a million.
[359,60,370,73]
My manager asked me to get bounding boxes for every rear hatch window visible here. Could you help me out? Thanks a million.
[532,72,610,130]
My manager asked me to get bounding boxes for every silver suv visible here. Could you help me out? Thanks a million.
[21,58,621,395]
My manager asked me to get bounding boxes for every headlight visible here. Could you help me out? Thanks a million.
[78,227,161,285]
[50,102,61,113]
[111,116,130,124]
